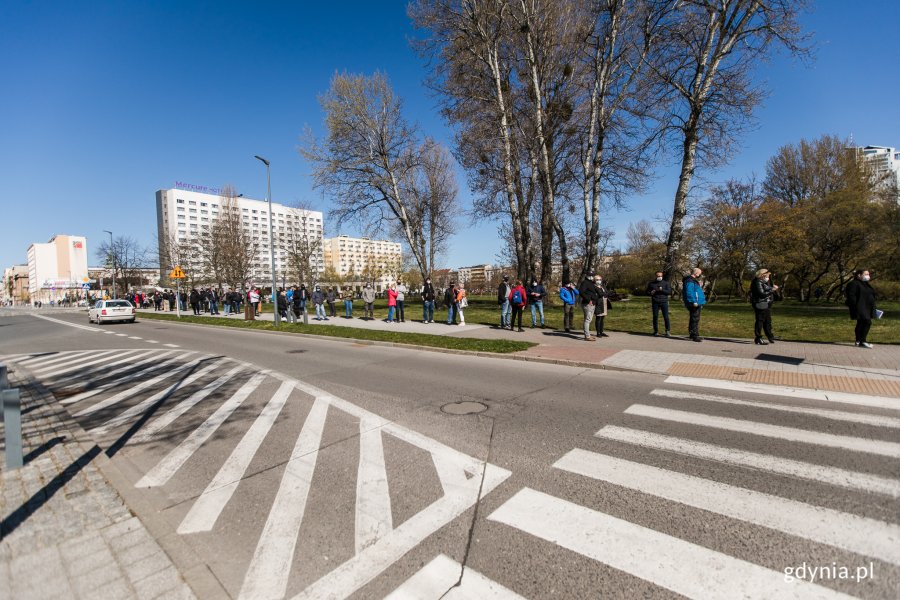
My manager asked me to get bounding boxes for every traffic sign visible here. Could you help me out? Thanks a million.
[169,266,186,279]
[82,283,90,290]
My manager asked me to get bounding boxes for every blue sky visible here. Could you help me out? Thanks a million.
[2,0,898,272]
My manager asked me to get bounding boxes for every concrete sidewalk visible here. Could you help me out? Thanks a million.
[1,368,196,600]
[140,307,900,400]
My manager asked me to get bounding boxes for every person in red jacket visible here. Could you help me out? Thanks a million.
[509,280,528,332]
[386,283,398,323]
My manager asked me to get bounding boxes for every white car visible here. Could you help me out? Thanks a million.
[89,299,136,324]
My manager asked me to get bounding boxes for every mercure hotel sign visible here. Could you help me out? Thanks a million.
[174,181,226,195]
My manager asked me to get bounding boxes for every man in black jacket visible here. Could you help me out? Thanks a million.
[846,269,878,348]
[497,275,512,329]
[646,271,672,337]
[749,268,779,345]
[421,278,436,323]
[578,272,600,341]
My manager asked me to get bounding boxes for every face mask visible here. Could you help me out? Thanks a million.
[763,276,769,282]
[862,275,871,282]
[532,282,537,286]
[656,277,663,281]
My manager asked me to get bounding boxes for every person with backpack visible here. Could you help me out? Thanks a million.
[578,272,600,341]
[509,280,527,332]
[558,281,579,333]
[497,275,512,329]
[527,279,547,328]
[362,283,376,320]
[750,268,780,345]
[682,268,706,342]
[646,271,672,337]
[421,277,436,323]
[445,282,459,325]
[845,269,878,349]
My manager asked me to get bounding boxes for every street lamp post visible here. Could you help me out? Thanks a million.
[103,230,116,299]
[254,155,280,326]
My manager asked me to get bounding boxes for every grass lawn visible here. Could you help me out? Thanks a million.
[437,295,900,345]
[137,311,535,354]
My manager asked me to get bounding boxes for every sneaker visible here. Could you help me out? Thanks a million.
[665,331,671,337]
[653,332,659,337]
[600,333,609,338]
[584,336,596,341]
[861,342,874,349]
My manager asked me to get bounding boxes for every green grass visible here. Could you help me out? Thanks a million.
[137,311,535,353]
[450,295,900,344]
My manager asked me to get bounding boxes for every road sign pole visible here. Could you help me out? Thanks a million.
[176,277,181,318]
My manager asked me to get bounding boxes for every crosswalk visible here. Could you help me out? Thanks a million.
[2,349,511,600]
[392,382,899,599]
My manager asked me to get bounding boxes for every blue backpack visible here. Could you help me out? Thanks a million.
[512,289,523,305]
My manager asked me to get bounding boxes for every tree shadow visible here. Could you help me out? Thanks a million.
[22,436,65,464]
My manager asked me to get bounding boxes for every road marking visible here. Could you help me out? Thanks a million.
[74,355,204,417]
[356,417,392,553]
[147,340,159,344]
[137,371,268,488]
[625,404,900,458]
[665,375,900,411]
[90,361,221,436]
[650,388,900,429]
[554,449,900,566]
[104,330,115,334]
[385,554,526,600]
[128,336,142,340]
[59,352,181,404]
[596,425,900,498]
[15,351,93,368]
[115,333,128,337]
[178,380,295,534]
[164,343,179,348]
[239,397,330,600]
[31,313,104,333]
[30,350,124,378]
[487,488,854,600]
[131,365,245,444]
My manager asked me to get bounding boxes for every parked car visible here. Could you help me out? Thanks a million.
[89,299,136,324]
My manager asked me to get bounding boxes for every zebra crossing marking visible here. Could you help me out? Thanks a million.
[625,404,900,458]
[356,416,393,554]
[650,388,900,429]
[554,449,900,566]
[164,343,179,348]
[31,313,103,333]
[16,350,93,368]
[386,554,527,599]
[596,425,900,498]
[664,376,899,411]
[59,352,181,404]
[488,488,855,600]
[29,350,123,377]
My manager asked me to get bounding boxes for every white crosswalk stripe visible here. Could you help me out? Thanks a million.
[57,351,178,402]
[386,554,527,599]
[15,350,94,368]
[29,350,123,377]
[488,488,854,600]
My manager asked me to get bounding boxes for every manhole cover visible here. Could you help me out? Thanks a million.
[441,401,488,415]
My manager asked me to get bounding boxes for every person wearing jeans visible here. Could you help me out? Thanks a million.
[421,278,436,323]
[559,281,578,332]
[497,276,512,329]
[396,280,407,322]
[682,268,706,342]
[341,288,354,318]
[578,273,600,341]
[528,280,546,328]
[386,284,398,323]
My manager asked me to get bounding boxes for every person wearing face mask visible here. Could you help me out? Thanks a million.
[750,268,780,345]
[845,269,878,349]
[312,285,327,320]
[594,274,610,338]
[362,283,376,320]
[558,281,579,333]
[646,271,672,337]
[682,267,706,342]
[421,277,436,323]
[527,279,547,328]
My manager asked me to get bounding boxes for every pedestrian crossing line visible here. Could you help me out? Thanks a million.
[554,449,900,566]
[147,340,159,344]
[385,554,527,600]
[487,488,855,600]
[596,425,900,498]
[356,417,393,554]
[74,355,205,418]
[15,350,93,369]
[103,330,115,335]
[89,361,222,437]
[651,388,900,429]
[625,404,900,458]
[128,336,142,340]
[59,352,181,404]
[177,380,295,534]
[665,376,900,411]
[164,343,179,348]
[115,333,128,337]
[31,313,104,333]
[238,396,330,600]
[136,371,269,488]
[130,364,245,445]
[28,350,123,377]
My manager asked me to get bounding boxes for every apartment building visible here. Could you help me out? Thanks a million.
[26,234,90,304]
[322,235,402,292]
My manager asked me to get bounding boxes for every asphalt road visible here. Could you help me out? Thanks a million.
[2,309,898,599]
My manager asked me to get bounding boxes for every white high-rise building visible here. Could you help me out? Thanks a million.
[155,187,324,287]
[26,234,90,304]
[855,145,900,199]
[322,235,402,292]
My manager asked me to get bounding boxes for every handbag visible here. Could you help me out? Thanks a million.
[459,296,468,308]
[754,300,769,310]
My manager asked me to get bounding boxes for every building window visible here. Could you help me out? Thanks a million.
[176,199,185,204]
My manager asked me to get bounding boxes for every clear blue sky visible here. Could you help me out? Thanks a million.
[2,1,898,271]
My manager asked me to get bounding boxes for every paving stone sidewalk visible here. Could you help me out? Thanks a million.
[1,369,196,600]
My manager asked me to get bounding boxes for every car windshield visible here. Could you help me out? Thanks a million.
[107,300,132,307]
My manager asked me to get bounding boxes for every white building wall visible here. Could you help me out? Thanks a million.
[323,235,402,291]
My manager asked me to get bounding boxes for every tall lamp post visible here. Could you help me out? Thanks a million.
[103,230,116,299]
[254,155,280,326]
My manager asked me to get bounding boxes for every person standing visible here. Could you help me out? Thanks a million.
[508,280,527,332]
[497,275,512,329]
[190,288,201,315]
[386,283,398,323]
[445,282,459,325]
[578,272,600,341]
[646,271,673,337]
[396,280,407,322]
[456,283,468,326]
[249,287,261,316]
[594,274,610,338]
[312,285,327,320]
[341,287,354,318]
[421,277,436,323]
[682,268,706,342]
[326,287,337,318]
[362,283,376,320]
[528,279,547,328]
[846,269,878,349]
[559,281,579,333]
[750,268,780,345]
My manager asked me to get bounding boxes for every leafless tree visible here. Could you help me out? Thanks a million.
[653,0,810,279]
[95,235,150,295]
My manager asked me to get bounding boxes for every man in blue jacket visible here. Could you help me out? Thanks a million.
[682,267,706,342]
[558,281,579,333]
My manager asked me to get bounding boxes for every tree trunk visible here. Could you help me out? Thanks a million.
[664,124,700,279]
